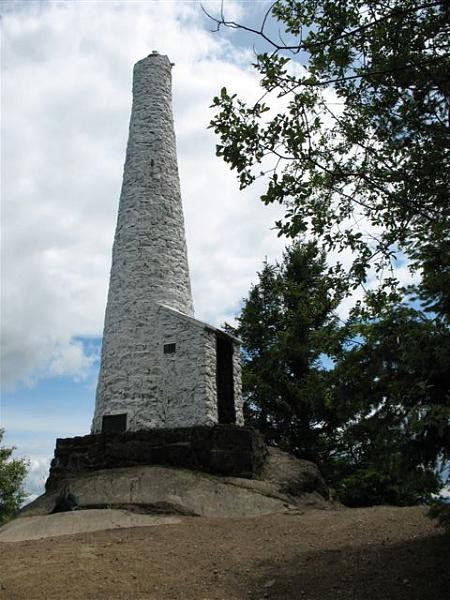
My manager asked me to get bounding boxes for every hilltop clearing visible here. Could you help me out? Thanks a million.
[0,505,448,600]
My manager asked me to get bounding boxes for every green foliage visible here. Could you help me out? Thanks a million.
[210,0,450,307]
[325,301,449,505]
[234,245,448,506]
[335,465,439,508]
[0,429,28,524]
[233,240,345,461]
[209,0,450,510]
[428,500,450,533]
[408,237,450,321]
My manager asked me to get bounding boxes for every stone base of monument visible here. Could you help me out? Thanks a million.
[18,426,331,522]
[44,425,267,491]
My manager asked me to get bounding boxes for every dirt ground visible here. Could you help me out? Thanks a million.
[0,505,448,600]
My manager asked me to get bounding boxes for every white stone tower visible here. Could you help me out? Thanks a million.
[92,53,243,434]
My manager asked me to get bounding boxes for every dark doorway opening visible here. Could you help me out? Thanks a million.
[216,335,236,424]
[102,413,127,433]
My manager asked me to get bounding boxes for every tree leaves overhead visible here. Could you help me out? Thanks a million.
[209,0,450,305]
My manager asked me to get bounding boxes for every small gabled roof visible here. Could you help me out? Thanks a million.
[158,303,241,345]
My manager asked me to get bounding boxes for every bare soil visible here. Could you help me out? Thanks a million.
[1,506,448,600]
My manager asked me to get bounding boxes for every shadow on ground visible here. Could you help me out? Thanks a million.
[247,534,450,600]
[1,508,448,600]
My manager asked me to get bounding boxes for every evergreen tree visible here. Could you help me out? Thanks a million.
[208,0,449,509]
[235,247,449,507]
[236,241,344,461]
[328,303,449,506]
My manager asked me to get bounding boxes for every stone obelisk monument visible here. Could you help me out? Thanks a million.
[19,53,293,520]
[92,52,243,434]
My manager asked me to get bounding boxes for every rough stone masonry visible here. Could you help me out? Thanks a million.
[92,52,243,433]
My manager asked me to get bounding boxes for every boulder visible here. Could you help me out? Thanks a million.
[20,447,330,521]
[0,509,181,542]
[256,447,330,500]
[22,466,294,519]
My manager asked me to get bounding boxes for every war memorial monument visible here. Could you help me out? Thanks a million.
[13,54,328,521]
[93,51,244,434]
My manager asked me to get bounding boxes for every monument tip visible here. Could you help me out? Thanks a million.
[145,51,173,66]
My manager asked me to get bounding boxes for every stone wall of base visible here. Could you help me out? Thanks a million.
[45,425,267,492]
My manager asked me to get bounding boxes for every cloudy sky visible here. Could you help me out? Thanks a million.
[1,0,293,499]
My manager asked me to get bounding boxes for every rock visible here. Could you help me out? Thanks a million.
[20,446,330,522]
[256,447,329,500]
[15,438,330,531]
[22,465,295,519]
[0,509,181,542]
[51,489,79,513]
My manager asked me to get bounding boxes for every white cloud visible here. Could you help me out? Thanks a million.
[1,1,286,389]
[23,456,51,502]
[48,340,96,378]
[3,1,411,391]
